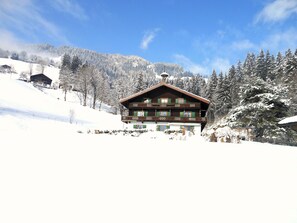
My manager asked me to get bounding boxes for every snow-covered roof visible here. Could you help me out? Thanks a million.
[279,115,297,125]
[119,81,210,104]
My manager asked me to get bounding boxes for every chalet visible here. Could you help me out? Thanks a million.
[0,64,12,73]
[279,115,297,131]
[119,72,210,135]
[30,73,52,86]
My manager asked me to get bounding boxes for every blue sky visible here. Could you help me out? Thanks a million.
[0,0,297,75]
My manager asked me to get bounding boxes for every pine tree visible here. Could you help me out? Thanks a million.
[206,70,218,123]
[284,49,297,114]
[275,52,284,83]
[71,55,82,74]
[255,49,266,81]
[229,76,289,142]
[265,50,276,81]
[61,54,71,69]
[135,73,145,93]
[243,53,256,79]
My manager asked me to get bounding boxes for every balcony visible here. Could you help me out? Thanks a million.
[128,102,201,109]
[121,116,207,123]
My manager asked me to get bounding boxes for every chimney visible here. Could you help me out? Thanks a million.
[160,71,169,83]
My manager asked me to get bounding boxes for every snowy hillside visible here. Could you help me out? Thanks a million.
[1,74,297,223]
[0,58,60,83]
[0,74,123,133]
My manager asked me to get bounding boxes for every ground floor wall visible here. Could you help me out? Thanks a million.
[123,122,202,135]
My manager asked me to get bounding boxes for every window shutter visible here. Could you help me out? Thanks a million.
[180,112,184,117]
[145,111,148,117]
[148,99,151,103]
[156,111,160,117]
[133,111,137,116]
[168,111,171,116]
[158,98,160,103]
[184,98,187,103]
[192,112,195,118]
[168,98,171,103]
[175,98,178,104]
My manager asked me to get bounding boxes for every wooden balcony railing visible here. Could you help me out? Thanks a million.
[128,102,201,109]
[121,116,207,123]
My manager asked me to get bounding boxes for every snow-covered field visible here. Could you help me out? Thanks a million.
[1,74,297,223]
[0,58,60,83]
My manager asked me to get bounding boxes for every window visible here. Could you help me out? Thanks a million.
[158,98,172,104]
[160,111,169,116]
[134,111,148,117]
[133,125,147,129]
[161,98,168,103]
[176,98,186,104]
[144,98,151,103]
[157,125,170,131]
[157,111,171,117]
[180,112,195,118]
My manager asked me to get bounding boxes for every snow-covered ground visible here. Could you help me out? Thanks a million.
[0,58,60,83]
[279,115,297,124]
[1,74,297,223]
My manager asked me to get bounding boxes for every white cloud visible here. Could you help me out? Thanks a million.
[231,39,257,50]
[51,0,88,20]
[255,0,297,23]
[173,54,209,74]
[211,58,231,74]
[0,0,69,44]
[0,0,68,43]
[140,28,160,50]
[260,28,297,51]
[0,29,24,51]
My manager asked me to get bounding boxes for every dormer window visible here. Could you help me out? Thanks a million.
[158,98,172,104]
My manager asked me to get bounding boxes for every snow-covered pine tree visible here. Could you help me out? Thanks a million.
[71,55,82,74]
[274,52,284,83]
[228,75,290,143]
[265,50,276,81]
[284,49,297,114]
[61,54,71,70]
[135,72,145,93]
[206,70,218,123]
[255,49,267,81]
[243,53,256,79]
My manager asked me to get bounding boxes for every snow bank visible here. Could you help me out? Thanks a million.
[279,115,297,125]
[1,132,297,223]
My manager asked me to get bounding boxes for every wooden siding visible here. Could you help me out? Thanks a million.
[121,116,207,123]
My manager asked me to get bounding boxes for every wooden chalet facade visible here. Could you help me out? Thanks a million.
[30,73,52,86]
[119,73,210,134]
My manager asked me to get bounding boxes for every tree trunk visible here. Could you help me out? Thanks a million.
[64,89,67,101]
